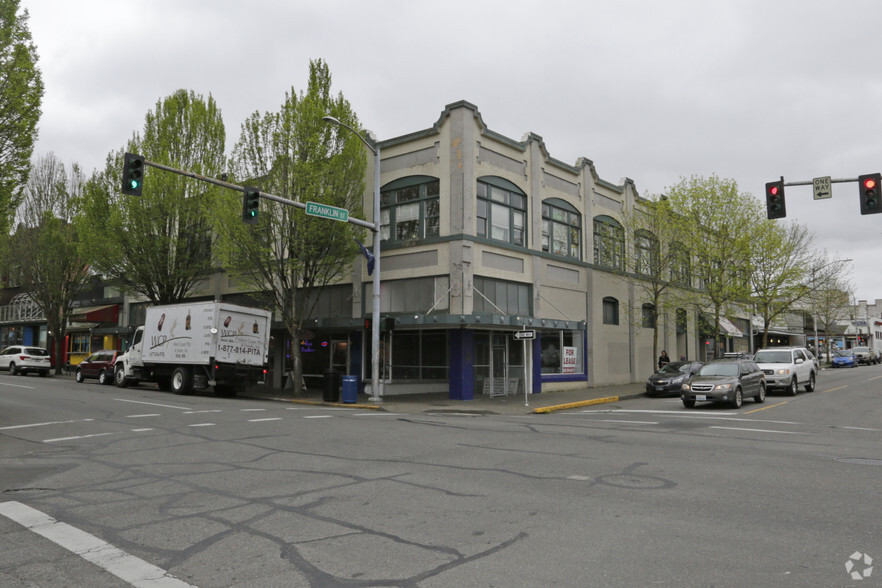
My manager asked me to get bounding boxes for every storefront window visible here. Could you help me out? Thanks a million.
[540,330,583,374]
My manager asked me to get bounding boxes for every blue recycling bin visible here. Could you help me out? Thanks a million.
[341,376,359,403]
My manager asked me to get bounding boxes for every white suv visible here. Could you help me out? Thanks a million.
[753,346,816,395]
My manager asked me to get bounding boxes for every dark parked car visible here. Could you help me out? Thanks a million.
[0,345,51,376]
[680,357,766,409]
[646,360,704,397]
[76,350,119,385]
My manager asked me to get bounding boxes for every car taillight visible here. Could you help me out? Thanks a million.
[19,356,27,360]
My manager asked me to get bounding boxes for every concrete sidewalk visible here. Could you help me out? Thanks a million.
[241,381,648,415]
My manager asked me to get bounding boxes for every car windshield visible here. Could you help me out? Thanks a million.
[835,350,853,357]
[698,363,739,377]
[753,350,791,363]
[657,362,689,375]
[24,347,48,356]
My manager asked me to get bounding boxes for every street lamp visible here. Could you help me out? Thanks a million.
[322,115,382,402]
[811,258,852,364]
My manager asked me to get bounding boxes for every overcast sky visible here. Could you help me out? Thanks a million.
[25,0,882,303]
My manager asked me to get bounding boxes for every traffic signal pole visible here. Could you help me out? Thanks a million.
[138,158,379,231]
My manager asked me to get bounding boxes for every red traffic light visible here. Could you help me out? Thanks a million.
[863,178,876,190]
[768,185,779,196]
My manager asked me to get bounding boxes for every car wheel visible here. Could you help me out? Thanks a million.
[9,362,17,376]
[682,399,696,408]
[805,373,815,393]
[732,388,743,409]
[98,370,110,385]
[788,378,798,395]
[75,369,84,383]
[754,382,766,403]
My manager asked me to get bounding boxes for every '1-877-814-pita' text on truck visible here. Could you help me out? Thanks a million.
[114,301,272,396]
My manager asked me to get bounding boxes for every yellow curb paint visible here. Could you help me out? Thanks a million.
[532,396,619,414]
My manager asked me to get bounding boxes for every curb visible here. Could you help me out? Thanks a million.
[532,392,646,414]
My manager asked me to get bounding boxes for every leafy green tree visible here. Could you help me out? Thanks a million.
[78,90,225,304]
[214,59,366,393]
[665,175,763,358]
[620,195,688,371]
[0,0,43,241]
[9,153,90,374]
[750,219,816,347]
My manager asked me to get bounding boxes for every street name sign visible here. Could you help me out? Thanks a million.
[813,176,832,200]
[306,201,349,222]
[513,330,536,340]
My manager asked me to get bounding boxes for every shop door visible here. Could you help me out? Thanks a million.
[331,340,348,374]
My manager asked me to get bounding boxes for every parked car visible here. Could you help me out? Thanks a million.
[0,345,51,376]
[680,357,766,409]
[832,349,857,368]
[851,346,878,366]
[805,349,821,372]
[646,360,704,397]
[752,346,816,395]
[75,350,119,385]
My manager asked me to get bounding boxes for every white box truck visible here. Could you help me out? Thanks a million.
[114,301,272,396]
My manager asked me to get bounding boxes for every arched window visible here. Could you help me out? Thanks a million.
[670,242,691,286]
[380,176,440,242]
[593,216,624,270]
[542,198,581,259]
[477,177,526,246]
[642,303,657,328]
[602,296,619,325]
[635,230,658,276]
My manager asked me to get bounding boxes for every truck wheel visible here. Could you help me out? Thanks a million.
[114,365,128,388]
[171,367,193,395]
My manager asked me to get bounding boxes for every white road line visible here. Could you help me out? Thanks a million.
[187,423,215,427]
[839,426,880,431]
[0,419,95,431]
[183,410,222,414]
[44,432,115,443]
[126,414,162,418]
[240,408,267,412]
[114,398,190,410]
[0,501,195,587]
[303,415,333,419]
[353,412,401,416]
[709,426,806,435]
[0,381,35,388]
[597,419,660,425]
[130,428,155,432]
[581,409,736,416]
[247,418,282,422]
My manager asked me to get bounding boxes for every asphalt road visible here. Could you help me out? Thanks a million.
[1,365,880,587]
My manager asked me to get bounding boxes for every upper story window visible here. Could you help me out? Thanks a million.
[602,296,619,325]
[477,177,526,247]
[542,198,581,259]
[593,215,624,270]
[635,230,658,276]
[670,242,691,287]
[380,176,440,242]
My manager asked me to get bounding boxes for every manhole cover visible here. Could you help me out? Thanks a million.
[835,457,882,466]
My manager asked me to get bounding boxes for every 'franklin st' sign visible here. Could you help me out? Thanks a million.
[305,201,349,222]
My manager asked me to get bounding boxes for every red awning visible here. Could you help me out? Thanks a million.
[69,304,118,323]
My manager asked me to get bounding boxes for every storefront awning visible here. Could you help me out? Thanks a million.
[69,304,118,323]
[719,317,743,337]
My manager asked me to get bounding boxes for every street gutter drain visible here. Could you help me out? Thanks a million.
[835,457,882,466]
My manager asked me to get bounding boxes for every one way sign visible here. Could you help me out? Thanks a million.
[513,330,535,340]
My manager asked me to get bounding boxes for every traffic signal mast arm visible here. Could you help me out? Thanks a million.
[136,157,379,231]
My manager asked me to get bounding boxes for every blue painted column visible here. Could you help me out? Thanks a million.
[448,328,475,400]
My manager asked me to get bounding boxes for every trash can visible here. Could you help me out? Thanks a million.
[322,369,340,402]
[341,376,358,403]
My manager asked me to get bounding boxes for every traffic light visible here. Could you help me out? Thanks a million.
[765,180,786,219]
[242,187,260,224]
[121,153,145,196]
[858,173,882,215]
